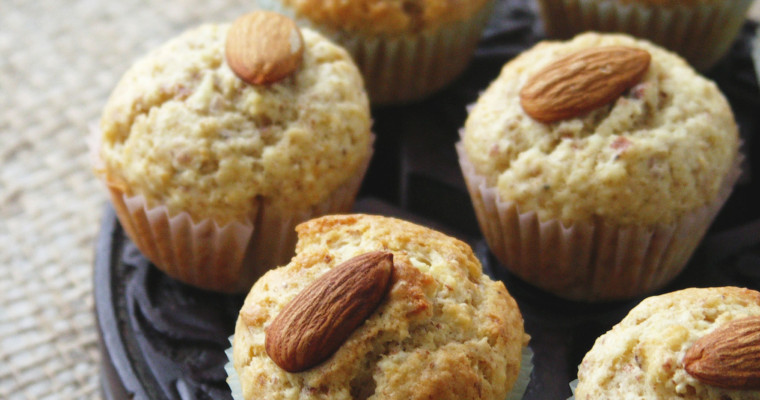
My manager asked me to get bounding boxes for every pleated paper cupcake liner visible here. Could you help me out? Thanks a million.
[258,0,496,105]
[225,338,243,400]
[456,142,741,302]
[567,378,579,400]
[225,336,534,400]
[90,127,372,293]
[507,346,534,400]
[536,0,753,70]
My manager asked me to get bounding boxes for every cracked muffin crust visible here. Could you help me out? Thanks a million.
[97,23,372,225]
[575,287,760,399]
[232,214,529,400]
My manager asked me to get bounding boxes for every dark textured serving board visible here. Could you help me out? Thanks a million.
[95,1,760,399]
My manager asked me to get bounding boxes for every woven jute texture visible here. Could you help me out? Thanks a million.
[1,0,759,399]
[0,1,257,398]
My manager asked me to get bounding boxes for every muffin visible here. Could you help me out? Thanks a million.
[258,0,496,104]
[457,32,741,301]
[92,12,374,293]
[536,0,754,71]
[574,287,760,398]
[230,214,531,399]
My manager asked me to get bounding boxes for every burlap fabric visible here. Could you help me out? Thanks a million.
[0,0,759,399]
[0,1,257,398]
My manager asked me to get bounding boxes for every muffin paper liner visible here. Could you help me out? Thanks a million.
[225,336,534,400]
[536,0,753,70]
[456,141,741,302]
[225,339,243,400]
[258,0,496,105]
[567,378,578,400]
[506,346,534,400]
[90,127,372,293]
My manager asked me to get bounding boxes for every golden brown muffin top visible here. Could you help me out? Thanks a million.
[462,32,738,226]
[98,24,372,225]
[576,287,760,399]
[233,214,528,400]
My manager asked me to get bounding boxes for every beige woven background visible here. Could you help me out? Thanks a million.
[0,1,258,398]
[1,0,759,399]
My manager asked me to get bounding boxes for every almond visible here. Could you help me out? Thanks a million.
[225,11,304,85]
[265,251,393,372]
[519,46,651,123]
[683,315,760,390]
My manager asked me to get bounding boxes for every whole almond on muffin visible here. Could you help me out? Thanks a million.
[226,11,304,85]
[519,46,650,123]
[683,316,760,390]
[265,251,394,372]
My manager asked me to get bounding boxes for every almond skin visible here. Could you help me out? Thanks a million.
[519,46,651,123]
[225,11,304,85]
[683,315,760,390]
[265,251,394,372]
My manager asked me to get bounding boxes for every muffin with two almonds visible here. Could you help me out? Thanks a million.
[573,287,760,399]
[457,32,740,301]
[536,0,754,71]
[227,214,532,399]
[92,12,373,293]
[258,0,497,104]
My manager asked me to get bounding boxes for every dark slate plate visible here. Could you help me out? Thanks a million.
[94,1,760,399]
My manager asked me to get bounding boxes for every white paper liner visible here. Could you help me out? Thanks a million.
[225,336,534,400]
[567,378,578,400]
[258,0,496,105]
[536,0,753,70]
[225,337,244,400]
[91,126,373,293]
[456,142,742,302]
[506,346,533,400]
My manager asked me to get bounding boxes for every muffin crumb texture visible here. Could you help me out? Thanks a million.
[575,287,760,399]
[463,32,739,226]
[233,214,527,400]
[98,24,371,225]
